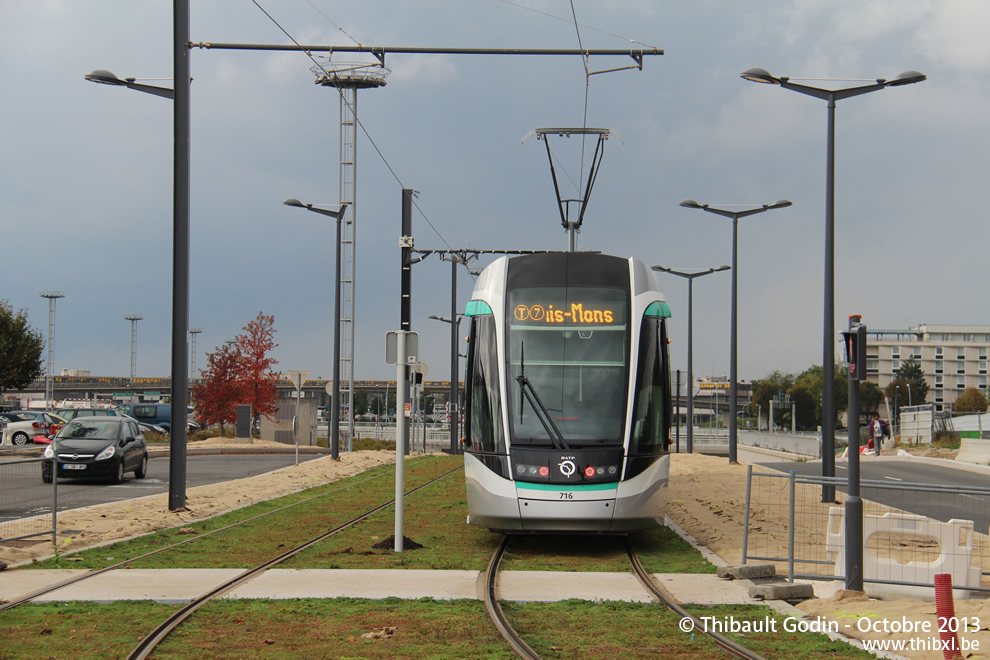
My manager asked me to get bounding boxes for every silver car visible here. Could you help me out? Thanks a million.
[0,411,52,446]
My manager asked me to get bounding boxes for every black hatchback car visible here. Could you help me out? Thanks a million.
[42,416,148,483]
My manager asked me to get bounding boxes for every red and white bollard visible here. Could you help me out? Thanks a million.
[934,573,962,660]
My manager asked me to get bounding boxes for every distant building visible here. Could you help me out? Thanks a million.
[866,324,990,412]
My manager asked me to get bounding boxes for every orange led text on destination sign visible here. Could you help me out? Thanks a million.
[514,303,615,325]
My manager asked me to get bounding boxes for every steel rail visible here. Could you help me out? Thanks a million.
[127,465,463,660]
[0,466,396,612]
[483,535,542,660]
[625,538,767,660]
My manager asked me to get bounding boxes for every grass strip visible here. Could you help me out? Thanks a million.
[0,599,872,659]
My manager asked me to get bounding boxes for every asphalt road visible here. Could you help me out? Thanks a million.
[757,458,990,534]
[0,453,325,522]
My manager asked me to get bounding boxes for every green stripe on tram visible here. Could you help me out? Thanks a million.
[645,301,672,318]
[465,300,493,316]
[516,482,617,492]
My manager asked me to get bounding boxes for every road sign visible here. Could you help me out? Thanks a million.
[386,331,420,365]
[285,369,310,392]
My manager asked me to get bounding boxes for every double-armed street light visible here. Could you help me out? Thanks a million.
[283,198,349,459]
[679,200,792,463]
[740,67,926,500]
[652,265,731,453]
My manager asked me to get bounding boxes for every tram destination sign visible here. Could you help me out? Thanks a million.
[512,301,621,326]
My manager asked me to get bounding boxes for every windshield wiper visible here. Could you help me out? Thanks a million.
[516,343,570,450]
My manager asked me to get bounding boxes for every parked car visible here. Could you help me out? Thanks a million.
[42,416,148,483]
[120,414,167,436]
[55,408,120,421]
[0,411,52,445]
[116,403,198,432]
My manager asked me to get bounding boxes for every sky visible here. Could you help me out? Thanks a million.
[2,1,988,388]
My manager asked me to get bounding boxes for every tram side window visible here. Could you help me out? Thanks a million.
[629,316,669,454]
[467,315,504,454]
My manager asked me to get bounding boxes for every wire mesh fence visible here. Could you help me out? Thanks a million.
[743,466,990,594]
[0,456,56,545]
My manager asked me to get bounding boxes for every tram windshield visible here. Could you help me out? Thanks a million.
[507,286,628,446]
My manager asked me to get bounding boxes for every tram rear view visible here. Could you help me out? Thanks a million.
[462,252,672,533]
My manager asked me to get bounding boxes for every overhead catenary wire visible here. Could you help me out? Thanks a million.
[247,1,661,254]
[253,0,463,254]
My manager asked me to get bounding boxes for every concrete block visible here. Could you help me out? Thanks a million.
[748,582,815,601]
[718,564,776,580]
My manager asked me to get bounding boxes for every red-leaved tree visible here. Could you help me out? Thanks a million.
[236,312,280,436]
[191,343,245,433]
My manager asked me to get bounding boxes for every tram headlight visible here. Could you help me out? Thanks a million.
[584,466,595,477]
[607,465,618,475]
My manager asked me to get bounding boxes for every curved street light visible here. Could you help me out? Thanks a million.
[86,24,191,512]
[678,200,792,463]
[283,198,348,459]
[652,264,730,453]
[741,67,925,505]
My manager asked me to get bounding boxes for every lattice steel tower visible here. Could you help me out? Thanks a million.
[124,315,144,383]
[311,59,389,448]
[39,291,65,406]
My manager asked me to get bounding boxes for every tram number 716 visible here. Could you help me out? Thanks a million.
[559,492,574,500]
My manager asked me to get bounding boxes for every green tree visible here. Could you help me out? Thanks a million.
[0,300,45,396]
[859,381,884,421]
[794,364,849,429]
[884,378,912,421]
[954,387,988,414]
[894,360,929,405]
[354,390,370,417]
[748,370,795,430]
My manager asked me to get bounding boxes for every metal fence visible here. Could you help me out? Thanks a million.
[0,456,56,544]
[742,467,990,594]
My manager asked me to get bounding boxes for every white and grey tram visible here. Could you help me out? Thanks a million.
[462,251,672,533]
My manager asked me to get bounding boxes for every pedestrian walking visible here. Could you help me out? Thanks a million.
[868,413,889,455]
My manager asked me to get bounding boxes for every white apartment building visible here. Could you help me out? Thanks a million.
[866,324,990,412]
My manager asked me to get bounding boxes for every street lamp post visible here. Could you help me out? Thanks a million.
[85,0,192,513]
[741,67,926,500]
[283,198,348,459]
[428,313,464,455]
[679,200,791,463]
[39,292,65,408]
[124,315,144,384]
[652,265,730,453]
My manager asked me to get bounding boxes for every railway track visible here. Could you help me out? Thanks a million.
[482,534,768,660]
[125,463,463,659]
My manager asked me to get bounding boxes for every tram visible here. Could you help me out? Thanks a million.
[462,251,672,533]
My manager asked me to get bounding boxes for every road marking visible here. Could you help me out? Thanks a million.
[883,476,902,481]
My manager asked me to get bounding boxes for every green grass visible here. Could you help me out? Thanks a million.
[0,599,872,659]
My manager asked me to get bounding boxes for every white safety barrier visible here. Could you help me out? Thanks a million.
[956,438,990,466]
[826,508,982,600]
